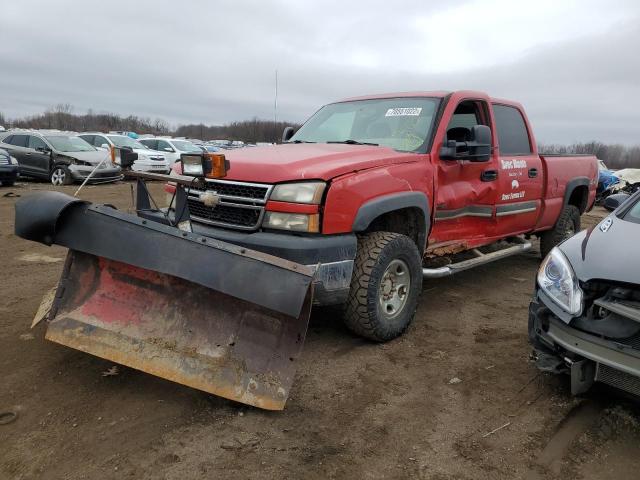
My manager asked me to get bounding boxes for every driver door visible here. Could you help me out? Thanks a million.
[27,135,53,177]
[429,99,499,248]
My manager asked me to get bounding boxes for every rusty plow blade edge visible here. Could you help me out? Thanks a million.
[46,251,313,410]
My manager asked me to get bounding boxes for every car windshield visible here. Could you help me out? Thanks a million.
[172,140,201,152]
[622,196,640,224]
[45,136,95,152]
[108,135,148,149]
[290,97,440,153]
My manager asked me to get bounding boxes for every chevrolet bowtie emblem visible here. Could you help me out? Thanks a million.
[200,191,221,207]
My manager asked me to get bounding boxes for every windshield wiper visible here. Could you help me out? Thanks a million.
[327,139,379,146]
[287,140,316,144]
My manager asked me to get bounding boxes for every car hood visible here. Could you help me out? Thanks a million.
[62,150,112,165]
[217,143,422,183]
[561,214,640,285]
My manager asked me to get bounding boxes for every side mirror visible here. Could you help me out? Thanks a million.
[604,193,630,211]
[100,143,109,149]
[440,125,492,162]
[282,126,295,143]
[163,147,174,152]
[36,146,50,154]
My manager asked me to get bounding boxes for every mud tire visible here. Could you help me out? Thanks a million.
[540,205,580,258]
[343,232,423,342]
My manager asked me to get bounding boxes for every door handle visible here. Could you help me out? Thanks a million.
[528,168,538,178]
[481,169,498,182]
[25,152,31,156]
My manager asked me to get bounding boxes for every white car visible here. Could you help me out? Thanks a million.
[78,133,170,173]
[138,137,203,164]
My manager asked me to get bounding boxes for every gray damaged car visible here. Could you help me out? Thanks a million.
[529,192,640,397]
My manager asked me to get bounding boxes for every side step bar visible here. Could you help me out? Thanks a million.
[423,238,532,278]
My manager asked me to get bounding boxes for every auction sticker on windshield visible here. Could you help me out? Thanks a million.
[385,107,422,117]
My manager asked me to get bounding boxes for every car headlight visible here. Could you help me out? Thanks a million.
[10,156,18,165]
[270,181,325,204]
[263,212,320,232]
[537,247,583,315]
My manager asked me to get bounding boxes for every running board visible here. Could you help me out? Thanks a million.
[423,239,532,278]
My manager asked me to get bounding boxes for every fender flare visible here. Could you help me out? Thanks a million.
[351,191,430,251]
[563,176,590,213]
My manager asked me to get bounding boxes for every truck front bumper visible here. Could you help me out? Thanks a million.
[529,289,640,397]
[138,209,357,306]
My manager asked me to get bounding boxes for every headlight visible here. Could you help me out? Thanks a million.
[181,154,204,176]
[537,247,583,315]
[263,212,319,232]
[10,156,18,165]
[270,181,325,204]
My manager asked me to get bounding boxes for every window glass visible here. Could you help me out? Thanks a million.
[290,97,440,153]
[493,104,532,155]
[28,136,48,150]
[140,139,157,150]
[94,136,109,147]
[2,135,14,144]
[45,136,95,152]
[156,140,171,150]
[107,135,147,149]
[171,140,201,152]
[9,135,28,147]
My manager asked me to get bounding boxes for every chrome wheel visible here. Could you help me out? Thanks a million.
[378,259,411,320]
[51,168,66,186]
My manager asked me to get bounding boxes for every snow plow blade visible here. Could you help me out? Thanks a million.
[15,191,315,410]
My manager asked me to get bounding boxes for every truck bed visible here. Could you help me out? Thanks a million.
[535,154,598,231]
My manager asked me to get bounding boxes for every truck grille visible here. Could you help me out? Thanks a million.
[185,179,272,230]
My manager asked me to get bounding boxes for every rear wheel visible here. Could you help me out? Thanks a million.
[343,232,423,342]
[50,165,73,186]
[540,204,580,258]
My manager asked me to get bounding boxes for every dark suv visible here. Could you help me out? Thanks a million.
[0,131,122,185]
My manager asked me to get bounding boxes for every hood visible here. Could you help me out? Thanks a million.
[62,150,112,165]
[217,143,421,183]
[561,214,640,285]
[615,168,640,185]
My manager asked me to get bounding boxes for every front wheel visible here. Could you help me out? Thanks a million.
[343,232,423,342]
[50,165,73,186]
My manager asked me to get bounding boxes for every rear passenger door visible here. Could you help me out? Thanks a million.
[492,103,543,236]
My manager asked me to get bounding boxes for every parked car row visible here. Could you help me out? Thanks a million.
[0,130,121,185]
[0,130,193,186]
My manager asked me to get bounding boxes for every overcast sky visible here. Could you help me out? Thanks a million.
[1,0,639,144]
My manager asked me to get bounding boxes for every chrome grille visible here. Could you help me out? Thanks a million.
[0,155,9,165]
[185,179,272,230]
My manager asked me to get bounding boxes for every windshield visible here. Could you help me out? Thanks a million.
[108,135,148,149]
[290,97,440,152]
[46,136,95,152]
[172,140,201,152]
[622,195,640,224]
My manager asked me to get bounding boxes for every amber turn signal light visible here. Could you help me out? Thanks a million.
[205,153,228,179]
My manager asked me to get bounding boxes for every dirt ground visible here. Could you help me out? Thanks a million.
[1,180,639,480]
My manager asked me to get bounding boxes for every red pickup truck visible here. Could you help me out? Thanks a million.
[166,90,598,342]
